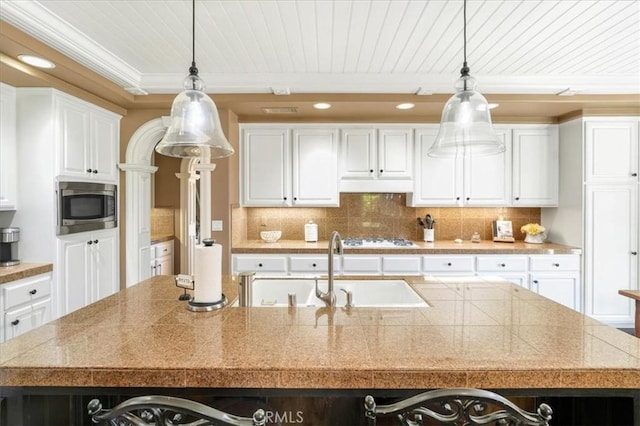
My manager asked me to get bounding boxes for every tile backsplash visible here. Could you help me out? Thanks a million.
[151,207,175,236]
[233,194,541,243]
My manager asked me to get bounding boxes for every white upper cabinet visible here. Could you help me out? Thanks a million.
[512,125,559,206]
[0,83,17,210]
[292,128,339,206]
[409,126,511,206]
[339,126,413,192]
[241,126,339,207]
[585,118,639,183]
[56,95,120,183]
[242,127,290,206]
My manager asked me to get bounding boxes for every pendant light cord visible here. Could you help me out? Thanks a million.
[460,0,470,89]
[188,0,199,80]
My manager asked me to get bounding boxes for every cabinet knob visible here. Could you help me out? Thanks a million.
[86,169,92,173]
[92,169,98,174]
[379,169,383,173]
[632,252,638,256]
[94,239,99,244]
[466,197,470,201]
[11,319,19,326]
[553,263,560,267]
[500,263,506,267]
[515,197,520,201]
[369,169,374,173]
[293,197,297,201]
[632,173,638,177]
[447,262,452,266]
[258,263,263,267]
[283,197,287,201]
[533,280,539,284]
[87,241,93,245]
[29,289,37,295]
[312,263,317,267]
[456,197,460,201]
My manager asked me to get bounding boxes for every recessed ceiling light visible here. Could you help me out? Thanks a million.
[18,54,55,69]
[313,102,332,110]
[396,103,415,110]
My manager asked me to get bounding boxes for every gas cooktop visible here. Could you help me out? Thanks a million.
[341,237,418,248]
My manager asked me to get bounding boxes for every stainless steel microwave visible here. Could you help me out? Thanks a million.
[57,181,117,235]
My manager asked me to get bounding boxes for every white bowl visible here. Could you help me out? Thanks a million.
[260,230,281,243]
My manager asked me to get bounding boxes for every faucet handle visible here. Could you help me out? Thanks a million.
[340,288,354,308]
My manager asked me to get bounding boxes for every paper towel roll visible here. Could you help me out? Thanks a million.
[193,242,222,303]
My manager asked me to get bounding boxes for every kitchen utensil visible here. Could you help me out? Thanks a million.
[417,217,426,228]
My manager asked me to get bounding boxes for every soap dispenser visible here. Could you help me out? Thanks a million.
[304,221,318,242]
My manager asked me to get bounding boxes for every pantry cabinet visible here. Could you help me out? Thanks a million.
[409,127,511,206]
[57,228,119,316]
[1,272,52,343]
[0,83,17,210]
[241,126,339,206]
[547,117,639,327]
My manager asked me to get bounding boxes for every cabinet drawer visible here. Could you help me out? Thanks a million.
[289,256,340,274]
[4,297,51,341]
[153,240,173,258]
[476,256,527,272]
[529,255,580,272]
[234,256,288,273]
[423,255,475,273]
[382,256,422,275]
[3,273,52,311]
[342,256,382,275]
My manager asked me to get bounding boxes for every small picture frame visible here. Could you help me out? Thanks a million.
[493,220,515,243]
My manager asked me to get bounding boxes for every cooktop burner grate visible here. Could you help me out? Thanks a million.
[342,237,417,248]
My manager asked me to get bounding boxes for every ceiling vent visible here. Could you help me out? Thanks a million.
[261,107,298,114]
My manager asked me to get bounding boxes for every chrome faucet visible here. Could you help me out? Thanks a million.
[316,230,343,307]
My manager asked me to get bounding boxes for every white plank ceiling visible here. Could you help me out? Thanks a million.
[1,0,639,95]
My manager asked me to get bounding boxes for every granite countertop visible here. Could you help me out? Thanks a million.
[0,263,53,285]
[232,240,582,255]
[1,274,637,390]
[151,234,174,245]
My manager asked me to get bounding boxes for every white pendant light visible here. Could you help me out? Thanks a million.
[155,0,234,159]
[428,0,504,157]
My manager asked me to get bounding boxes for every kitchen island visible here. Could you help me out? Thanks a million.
[1,274,638,424]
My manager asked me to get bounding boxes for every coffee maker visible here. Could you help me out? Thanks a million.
[0,227,20,267]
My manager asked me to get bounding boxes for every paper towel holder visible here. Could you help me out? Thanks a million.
[187,237,227,312]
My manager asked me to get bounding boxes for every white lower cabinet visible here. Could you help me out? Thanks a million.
[151,240,174,276]
[340,256,382,275]
[57,228,119,316]
[1,272,53,343]
[529,255,581,310]
[423,255,475,275]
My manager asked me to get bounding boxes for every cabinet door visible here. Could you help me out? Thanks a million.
[155,256,173,276]
[4,298,51,341]
[241,128,290,206]
[411,128,461,206]
[584,184,637,325]
[342,256,382,275]
[512,126,558,206]
[56,96,91,179]
[0,83,17,210]
[340,128,376,179]
[91,230,119,303]
[58,236,91,315]
[233,255,288,274]
[585,119,639,183]
[292,128,339,206]
[464,128,511,205]
[377,128,413,179]
[530,274,580,311]
[90,110,119,182]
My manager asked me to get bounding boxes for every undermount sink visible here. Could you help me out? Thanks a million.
[234,278,430,308]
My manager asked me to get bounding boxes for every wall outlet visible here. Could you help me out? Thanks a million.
[211,220,223,232]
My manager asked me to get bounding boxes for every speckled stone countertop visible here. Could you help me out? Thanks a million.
[233,240,582,255]
[151,234,174,245]
[2,274,637,390]
[0,263,53,285]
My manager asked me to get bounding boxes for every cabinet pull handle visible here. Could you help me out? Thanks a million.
[11,319,19,326]
[29,289,37,295]
[632,252,638,255]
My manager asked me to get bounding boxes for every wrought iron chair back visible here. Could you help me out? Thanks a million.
[364,388,552,426]
[88,395,266,425]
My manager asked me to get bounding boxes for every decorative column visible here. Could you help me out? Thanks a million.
[195,159,216,243]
